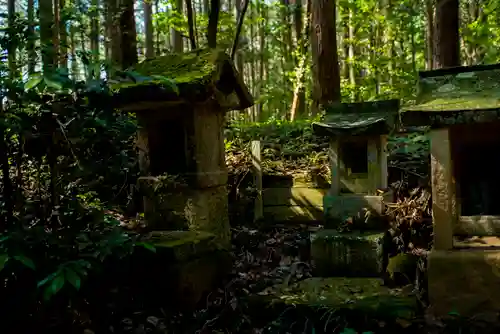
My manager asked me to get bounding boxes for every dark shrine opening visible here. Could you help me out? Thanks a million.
[453,123,500,216]
[147,116,193,177]
[340,140,368,174]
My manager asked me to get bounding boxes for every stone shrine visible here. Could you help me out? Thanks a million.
[402,63,500,316]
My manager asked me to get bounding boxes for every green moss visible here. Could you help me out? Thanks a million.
[407,66,500,113]
[151,230,215,248]
[136,49,223,83]
[270,277,417,318]
[113,49,228,92]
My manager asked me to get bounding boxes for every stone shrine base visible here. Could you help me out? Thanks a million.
[323,192,393,222]
[428,237,500,316]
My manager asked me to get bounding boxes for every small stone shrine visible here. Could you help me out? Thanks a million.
[112,49,253,247]
[402,63,500,316]
[312,100,399,223]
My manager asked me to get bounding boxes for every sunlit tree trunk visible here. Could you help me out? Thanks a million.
[144,0,154,57]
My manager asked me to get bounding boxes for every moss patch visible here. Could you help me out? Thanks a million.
[268,277,417,319]
[112,49,227,91]
[150,230,220,262]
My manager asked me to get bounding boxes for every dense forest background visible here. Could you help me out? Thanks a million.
[1,0,498,121]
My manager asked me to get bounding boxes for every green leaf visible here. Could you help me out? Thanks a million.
[13,255,35,270]
[43,285,54,301]
[65,268,81,290]
[25,75,43,90]
[51,272,65,295]
[38,272,57,288]
[136,242,156,253]
[0,254,9,272]
[151,75,180,94]
[44,76,64,90]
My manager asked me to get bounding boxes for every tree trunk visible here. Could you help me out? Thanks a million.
[434,0,460,68]
[59,0,68,69]
[310,0,341,114]
[27,0,36,74]
[172,0,184,52]
[290,0,307,120]
[90,0,100,77]
[39,0,56,75]
[7,0,17,79]
[207,0,220,48]
[425,0,434,69]
[144,0,154,57]
[186,0,197,49]
[120,0,138,68]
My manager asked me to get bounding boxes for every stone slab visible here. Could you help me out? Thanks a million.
[324,193,385,220]
[262,187,328,207]
[310,230,384,277]
[428,247,500,316]
[262,277,417,319]
[263,205,324,222]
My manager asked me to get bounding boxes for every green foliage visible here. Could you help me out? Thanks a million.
[0,60,159,327]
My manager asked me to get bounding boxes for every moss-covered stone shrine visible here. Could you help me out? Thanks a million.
[402,63,500,316]
[312,100,399,221]
[112,49,253,247]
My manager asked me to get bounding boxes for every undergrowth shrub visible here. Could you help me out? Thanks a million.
[0,69,154,332]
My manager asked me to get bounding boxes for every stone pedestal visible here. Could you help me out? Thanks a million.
[428,244,500,316]
[139,177,230,247]
[310,230,384,277]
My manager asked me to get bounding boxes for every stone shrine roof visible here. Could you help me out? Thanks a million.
[312,100,400,137]
[402,63,500,127]
[110,49,253,112]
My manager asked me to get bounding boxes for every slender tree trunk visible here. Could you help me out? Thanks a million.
[207,0,220,48]
[7,0,17,79]
[311,0,342,114]
[434,0,460,68]
[120,0,138,68]
[40,0,56,74]
[186,0,197,49]
[290,0,308,120]
[425,0,434,69]
[27,0,36,74]
[90,0,100,77]
[59,0,68,69]
[144,0,154,57]
[172,0,184,51]
[53,0,61,67]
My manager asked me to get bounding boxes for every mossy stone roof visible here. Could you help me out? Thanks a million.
[111,49,253,111]
[312,100,400,137]
[402,64,500,128]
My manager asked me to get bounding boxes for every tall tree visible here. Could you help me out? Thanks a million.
[120,0,138,68]
[144,0,155,57]
[310,0,341,113]
[207,0,220,48]
[39,0,56,74]
[172,0,184,52]
[434,0,460,68]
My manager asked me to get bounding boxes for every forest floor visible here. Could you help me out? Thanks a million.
[112,222,500,334]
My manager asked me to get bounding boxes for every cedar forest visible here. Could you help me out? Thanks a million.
[0,0,498,333]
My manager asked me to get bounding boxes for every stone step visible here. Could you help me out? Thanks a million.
[255,277,417,320]
[310,230,385,277]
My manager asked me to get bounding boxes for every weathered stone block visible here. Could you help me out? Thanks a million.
[310,230,384,277]
[144,230,232,309]
[323,193,385,225]
[139,177,230,247]
[428,247,500,317]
